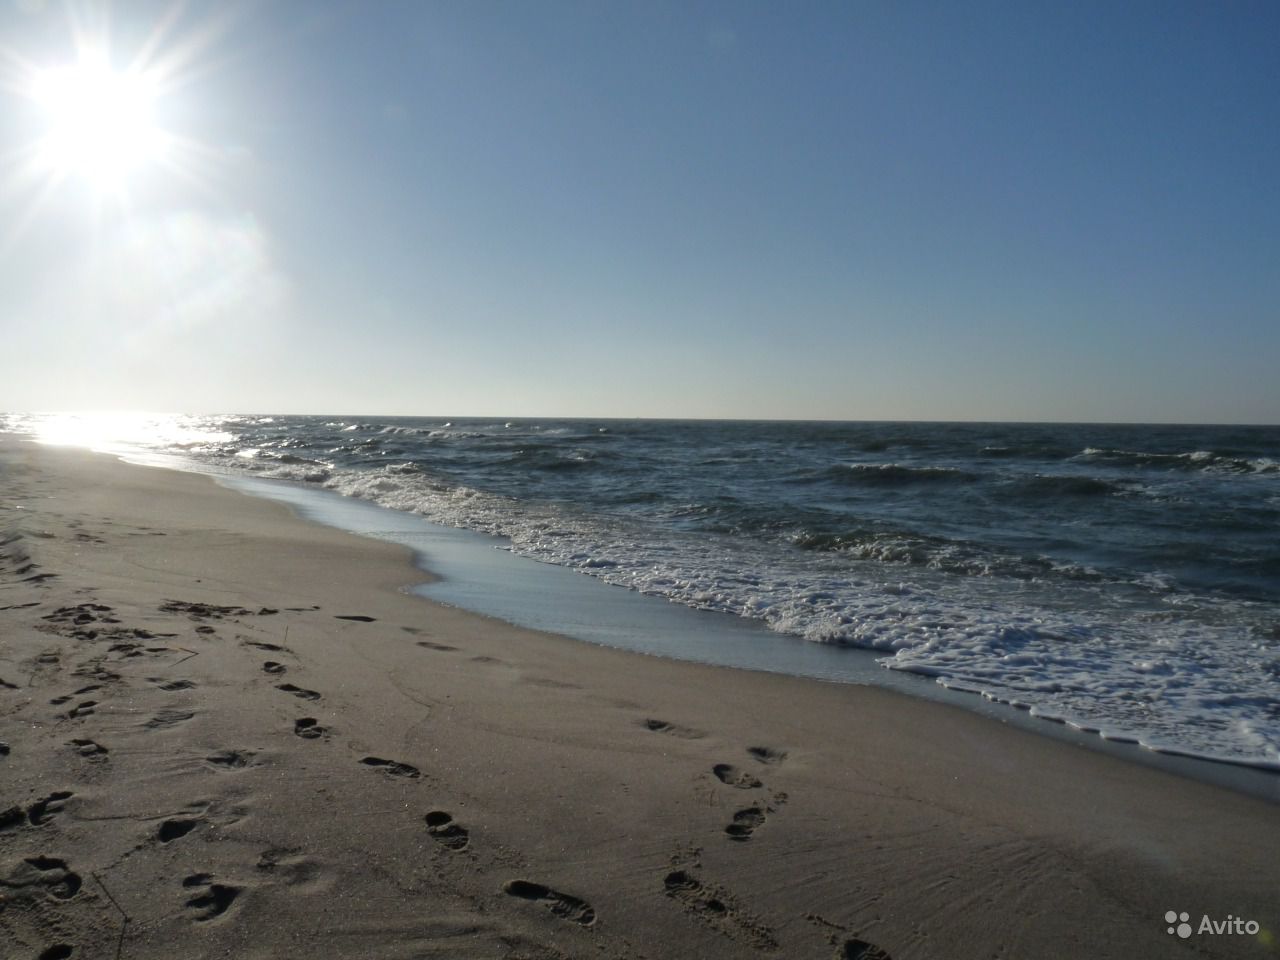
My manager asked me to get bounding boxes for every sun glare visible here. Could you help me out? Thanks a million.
[2,8,231,246]
[31,55,167,186]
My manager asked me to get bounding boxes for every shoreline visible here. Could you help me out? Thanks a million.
[13,416,1279,780]
[211,459,1280,800]
[2,437,1277,958]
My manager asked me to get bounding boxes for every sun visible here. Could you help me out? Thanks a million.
[2,8,228,247]
[30,54,168,187]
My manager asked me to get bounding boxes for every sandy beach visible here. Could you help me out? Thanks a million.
[1,436,1276,960]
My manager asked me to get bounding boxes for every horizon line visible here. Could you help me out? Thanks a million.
[4,410,1278,429]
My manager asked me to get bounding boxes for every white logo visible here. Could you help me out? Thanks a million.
[1166,910,1261,939]
[1165,911,1192,939]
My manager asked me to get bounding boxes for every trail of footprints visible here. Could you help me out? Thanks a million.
[0,791,74,832]
[264,618,609,933]
[645,718,792,845]
[3,591,360,950]
[0,593,332,949]
[642,721,900,957]
[7,583,898,956]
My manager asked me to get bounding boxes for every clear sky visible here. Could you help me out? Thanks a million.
[1,1,1277,422]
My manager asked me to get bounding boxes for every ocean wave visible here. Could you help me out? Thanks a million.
[788,527,1118,585]
[1075,447,1280,474]
[492,446,620,473]
[253,464,333,483]
[976,443,1076,460]
[236,449,330,467]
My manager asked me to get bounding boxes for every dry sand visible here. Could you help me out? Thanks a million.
[1,437,1276,960]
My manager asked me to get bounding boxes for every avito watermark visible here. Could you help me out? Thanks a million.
[1166,910,1260,939]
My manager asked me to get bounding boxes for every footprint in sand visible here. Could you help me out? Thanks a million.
[503,880,595,926]
[724,806,767,842]
[41,603,113,627]
[0,856,82,901]
[50,684,102,705]
[359,756,420,779]
[147,678,196,691]
[424,811,469,851]
[205,750,256,770]
[262,661,286,674]
[415,641,458,652]
[243,640,288,653]
[38,945,74,960]
[144,709,195,730]
[62,700,98,719]
[662,869,776,949]
[158,818,201,843]
[642,718,705,739]
[106,642,145,657]
[840,937,894,960]
[162,600,251,620]
[182,873,241,921]
[72,664,120,684]
[334,614,376,622]
[276,683,321,701]
[293,717,328,740]
[747,745,787,765]
[4,791,74,830]
[256,848,325,886]
[69,738,109,761]
[712,763,763,790]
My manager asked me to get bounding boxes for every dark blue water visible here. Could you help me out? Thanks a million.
[6,413,1279,768]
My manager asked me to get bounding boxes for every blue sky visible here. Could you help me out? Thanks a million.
[1,0,1277,422]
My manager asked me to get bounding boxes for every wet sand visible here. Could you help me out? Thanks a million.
[1,437,1276,959]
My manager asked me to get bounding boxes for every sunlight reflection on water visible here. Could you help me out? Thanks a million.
[2,411,233,452]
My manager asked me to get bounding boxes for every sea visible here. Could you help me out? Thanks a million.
[5,413,1278,771]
